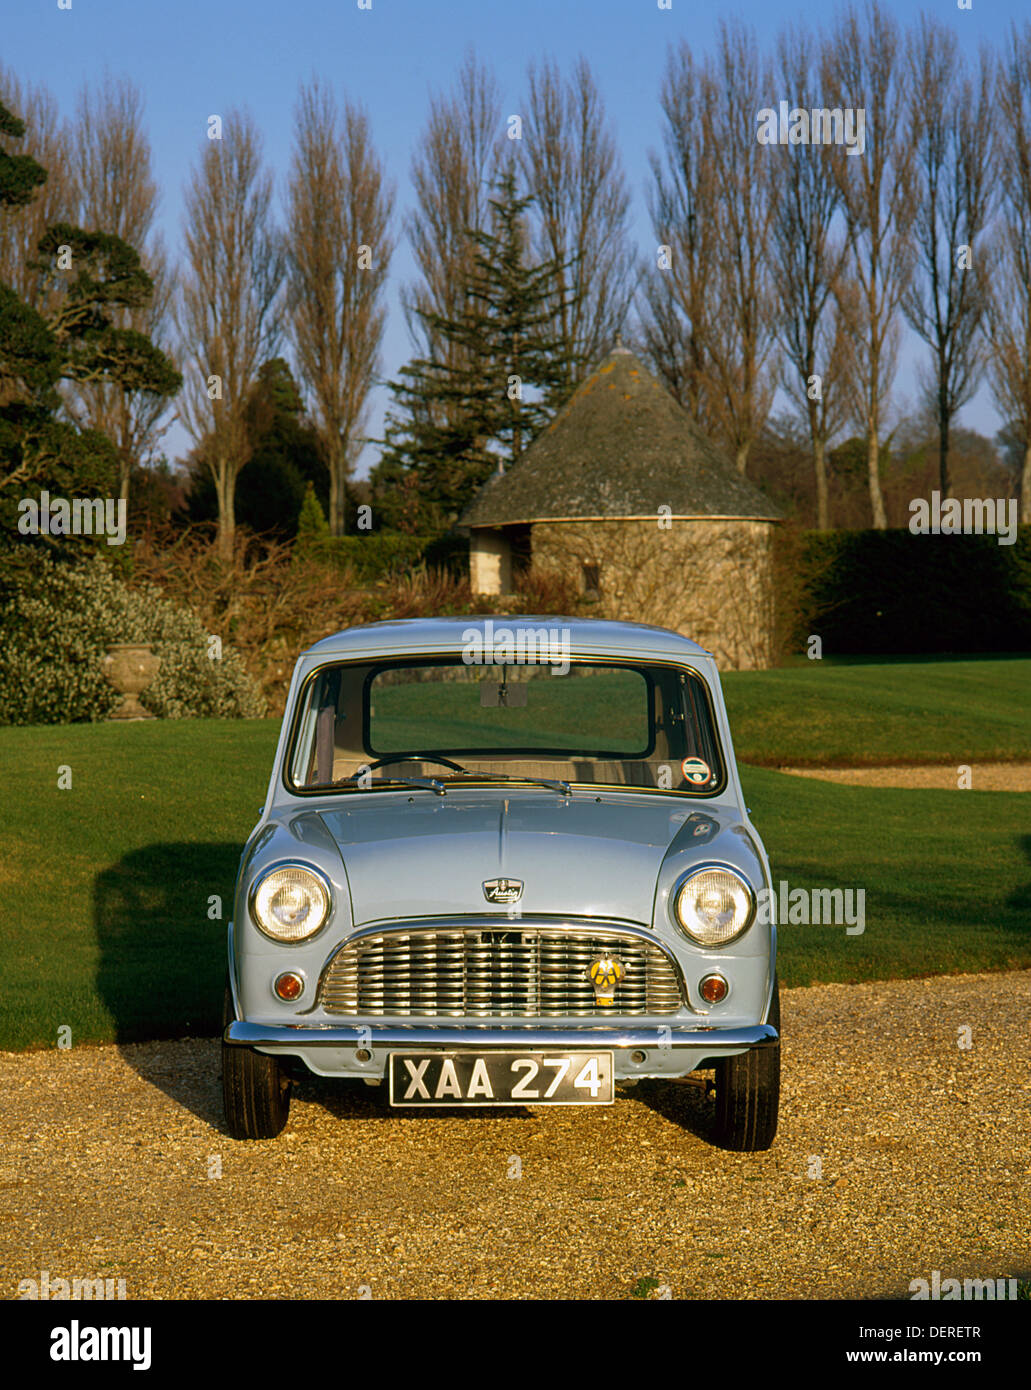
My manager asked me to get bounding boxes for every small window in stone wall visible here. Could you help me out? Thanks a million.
[582,563,601,598]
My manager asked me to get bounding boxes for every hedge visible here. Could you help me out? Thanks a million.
[779,525,1031,655]
[297,530,469,582]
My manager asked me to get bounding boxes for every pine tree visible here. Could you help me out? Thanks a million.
[372,163,572,529]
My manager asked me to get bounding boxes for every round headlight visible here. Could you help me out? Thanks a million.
[251,865,331,942]
[672,866,755,947]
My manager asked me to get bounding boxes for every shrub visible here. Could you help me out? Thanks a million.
[315,531,438,582]
[0,551,265,725]
[131,524,372,716]
[294,482,330,555]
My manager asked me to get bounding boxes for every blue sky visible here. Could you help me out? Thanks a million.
[4,0,1023,475]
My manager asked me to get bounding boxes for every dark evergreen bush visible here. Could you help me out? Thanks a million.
[777,526,1031,655]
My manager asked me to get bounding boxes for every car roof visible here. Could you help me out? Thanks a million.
[302,615,714,662]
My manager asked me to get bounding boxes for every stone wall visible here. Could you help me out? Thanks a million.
[530,518,776,669]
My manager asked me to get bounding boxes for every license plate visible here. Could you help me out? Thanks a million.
[388,1050,614,1107]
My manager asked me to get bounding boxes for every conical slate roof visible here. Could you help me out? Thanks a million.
[461,346,780,527]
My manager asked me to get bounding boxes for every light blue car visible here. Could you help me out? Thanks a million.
[223,616,780,1149]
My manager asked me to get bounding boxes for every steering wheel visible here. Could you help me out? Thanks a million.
[363,753,468,774]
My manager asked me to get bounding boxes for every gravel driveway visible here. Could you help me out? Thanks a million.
[778,762,1031,791]
[2,971,1029,1301]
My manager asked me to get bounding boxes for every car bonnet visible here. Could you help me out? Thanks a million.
[314,787,741,925]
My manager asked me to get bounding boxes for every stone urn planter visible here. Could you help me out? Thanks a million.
[101,644,161,720]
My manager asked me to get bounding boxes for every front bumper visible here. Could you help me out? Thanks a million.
[223,1020,778,1081]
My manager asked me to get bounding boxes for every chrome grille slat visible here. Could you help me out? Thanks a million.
[318,925,683,1018]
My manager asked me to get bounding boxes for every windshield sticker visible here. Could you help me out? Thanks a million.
[681,756,712,785]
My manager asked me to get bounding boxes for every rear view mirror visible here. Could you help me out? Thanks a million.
[479,679,528,708]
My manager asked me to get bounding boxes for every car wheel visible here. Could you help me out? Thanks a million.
[711,977,780,1152]
[221,978,291,1140]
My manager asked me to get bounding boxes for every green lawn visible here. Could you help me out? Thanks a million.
[723,657,1031,765]
[739,764,1030,985]
[371,667,650,752]
[0,720,278,1052]
[1,657,1028,1050]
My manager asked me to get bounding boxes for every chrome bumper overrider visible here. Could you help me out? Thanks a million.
[224,1021,778,1050]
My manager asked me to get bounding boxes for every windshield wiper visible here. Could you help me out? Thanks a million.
[312,775,447,796]
[445,770,572,797]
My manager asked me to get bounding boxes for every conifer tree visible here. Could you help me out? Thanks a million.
[373,163,570,528]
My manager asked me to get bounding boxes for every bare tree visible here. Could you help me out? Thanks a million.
[702,20,781,475]
[521,56,635,389]
[641,40,718,430]
[65,75,176,501]
[0,67,74,314]
[404,51,501,392]
[988,21,1031,522]
[904,16,995,499]
[642,25,779,474]
[177,111,283,559]
[825,0,916,529]
[772,29,853,528]
[287,80,394,535]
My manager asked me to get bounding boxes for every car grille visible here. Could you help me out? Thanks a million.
[318,925,685,1018]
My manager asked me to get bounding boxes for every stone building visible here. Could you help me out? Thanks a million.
[460,345,782,669]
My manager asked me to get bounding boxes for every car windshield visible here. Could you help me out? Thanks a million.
[286,657,725,795]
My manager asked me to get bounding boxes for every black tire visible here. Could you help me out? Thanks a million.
[221,979,291,1140]
[711,977,780,1152]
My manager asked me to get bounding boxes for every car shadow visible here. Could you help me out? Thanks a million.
[300,1077,539,1124]
[119,1035,229,1132]
[1006,834,1031,921]
[626,1076,717,1143]
[93,839,239,1129]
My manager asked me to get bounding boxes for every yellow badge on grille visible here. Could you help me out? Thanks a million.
[587,956,625,1006]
